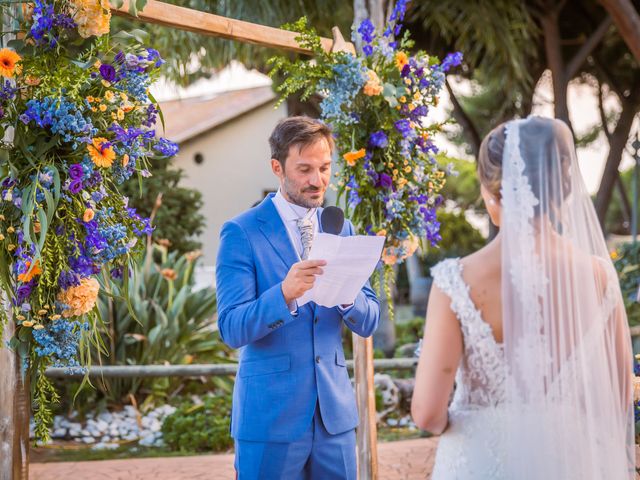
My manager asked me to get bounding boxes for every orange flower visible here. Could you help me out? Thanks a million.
[0,49,21,78]
[381,248,397,266]
[395,51,408,71]
[58,277,100,317]
[343,148,366,167]
[17,260,42,283]
[161,268,178,281]
[363,70,383,96]
[83,208,95,222]
[87,137,115,168]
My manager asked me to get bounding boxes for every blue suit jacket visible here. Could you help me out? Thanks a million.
[216,193,380,442]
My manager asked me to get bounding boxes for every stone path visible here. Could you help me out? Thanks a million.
[30,437,439,480]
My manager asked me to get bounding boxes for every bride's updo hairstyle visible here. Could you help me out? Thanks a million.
[478,117,573,222]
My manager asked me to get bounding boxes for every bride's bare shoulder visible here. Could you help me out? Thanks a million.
[458,238,500,281]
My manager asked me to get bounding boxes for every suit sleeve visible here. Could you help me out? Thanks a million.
[338,221,380,338]
[216,221,295,349]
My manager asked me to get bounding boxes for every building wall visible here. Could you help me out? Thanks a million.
[173,101,286,269]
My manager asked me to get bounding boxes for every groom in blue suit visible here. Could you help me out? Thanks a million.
[216,116,380,479]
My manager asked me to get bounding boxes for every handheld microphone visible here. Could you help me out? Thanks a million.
[321,206,345,235]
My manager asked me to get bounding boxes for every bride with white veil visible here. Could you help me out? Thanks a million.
[411,116,634,479]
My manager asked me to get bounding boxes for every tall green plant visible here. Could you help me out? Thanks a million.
[94,242,230,408]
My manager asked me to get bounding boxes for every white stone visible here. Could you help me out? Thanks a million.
[81,436,95,444]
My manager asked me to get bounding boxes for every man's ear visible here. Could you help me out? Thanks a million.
[271,158,283,178]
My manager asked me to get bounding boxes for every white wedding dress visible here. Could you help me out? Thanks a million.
[426,117,634,480]
[429,258,507,480]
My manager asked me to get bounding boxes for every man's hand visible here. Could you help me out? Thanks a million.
[281,259,327,305]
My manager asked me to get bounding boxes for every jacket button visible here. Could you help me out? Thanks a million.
[315,355,321,363]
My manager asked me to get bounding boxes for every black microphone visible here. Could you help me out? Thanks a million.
[321,206,345,235]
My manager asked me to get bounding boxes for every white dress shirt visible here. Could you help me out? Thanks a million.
[271,189,353,314]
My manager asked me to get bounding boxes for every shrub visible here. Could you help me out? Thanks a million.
[613,242,640,326]
[162,394,233,453]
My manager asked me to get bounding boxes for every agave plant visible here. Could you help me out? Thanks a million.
[93,242,232,408]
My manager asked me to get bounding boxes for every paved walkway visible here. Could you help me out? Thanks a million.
[30,437,438,480]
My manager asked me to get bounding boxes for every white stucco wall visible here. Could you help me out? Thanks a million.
[173,101,287,270]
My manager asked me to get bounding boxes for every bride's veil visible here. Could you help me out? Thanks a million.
[500,117,634,478]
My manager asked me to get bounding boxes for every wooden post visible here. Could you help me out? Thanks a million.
[0,319,29,480]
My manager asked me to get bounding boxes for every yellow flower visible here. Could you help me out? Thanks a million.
[396,178,408,189]
[99,104,107,112]
[87,137,115,168]
[7,226,14,233]
[17,260,42,283]
[343,148,367,167]
[71,0,111,38]
[50,314,61,320]
[117,109,125,120]
[101,80,111,88]
[33,324,45,330]
[404,166,412,173]
[363,70,383,96]
[0,49,21,78]
[0,234,4,241]
[161,268,178,281]
[86,96,95,103]
[92,107,98,112]
[16,315,25,321]
[104,91,115,102]
[120,93,128,101]
[37,309,47,316]
[83,208,95,222]
[0,214,4,220]
[93,60,102,69]
[7,244,15,251]
[57,277,100,318]
[122,154,130,167]
[34,222,41,233]
[22,321,34,328]
[395,51,408,71]
[610,250,619,260]
[376,229,387,237]
[399,96,406,103]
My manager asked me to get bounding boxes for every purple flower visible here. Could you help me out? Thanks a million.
[377,173,393,189]
[401,64,411,78]
[99,64,116,83]
[394,119,413,138]
[69,163,84,180]
[15,281,34,305]
[440,52,463,72]
[19,113,30,124]
[58,270,80,290]
[69,179,83,194]
[153,138,179,157]
[369,130,388,149]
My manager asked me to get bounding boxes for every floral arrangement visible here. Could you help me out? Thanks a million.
[0,0,177,441]
[268,1,461,307]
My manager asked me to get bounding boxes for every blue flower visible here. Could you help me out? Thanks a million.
[394,119,414,138]
[319,55,367,125]
[32,319,83,369]
[154,138,179,157]
[369,130,388,149]
[99,64,117,82]
[440,52,463,72]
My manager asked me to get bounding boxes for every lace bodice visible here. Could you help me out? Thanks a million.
[431,258,506,410]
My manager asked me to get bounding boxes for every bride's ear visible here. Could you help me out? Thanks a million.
[481,184,501,227]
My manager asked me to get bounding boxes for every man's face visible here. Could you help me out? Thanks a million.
[271,138,332,208]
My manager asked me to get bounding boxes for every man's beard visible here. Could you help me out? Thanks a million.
[283,177,324,208]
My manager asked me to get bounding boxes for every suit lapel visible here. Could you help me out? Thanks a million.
[257,195,299,270]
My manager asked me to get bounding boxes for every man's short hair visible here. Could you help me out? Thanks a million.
[269,116,335,166]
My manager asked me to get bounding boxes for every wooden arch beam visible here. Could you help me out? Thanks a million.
[111,0,356,55]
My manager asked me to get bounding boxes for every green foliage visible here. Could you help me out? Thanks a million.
[161,394,233,453]
[605,167,640,236]
[438,155,482,210]
[121,158,206,255]
[422,210,485,273]
[613,242,640,327]
[395,316,425,347]
[94,243,231,407]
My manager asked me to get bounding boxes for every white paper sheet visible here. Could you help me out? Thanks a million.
[297,233,385,308]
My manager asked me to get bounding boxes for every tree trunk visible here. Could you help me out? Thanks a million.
[594,97,639,225]
[540,6,572,130]
[599,0,640,62]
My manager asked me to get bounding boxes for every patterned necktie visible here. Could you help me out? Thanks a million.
[295,216,314,260]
